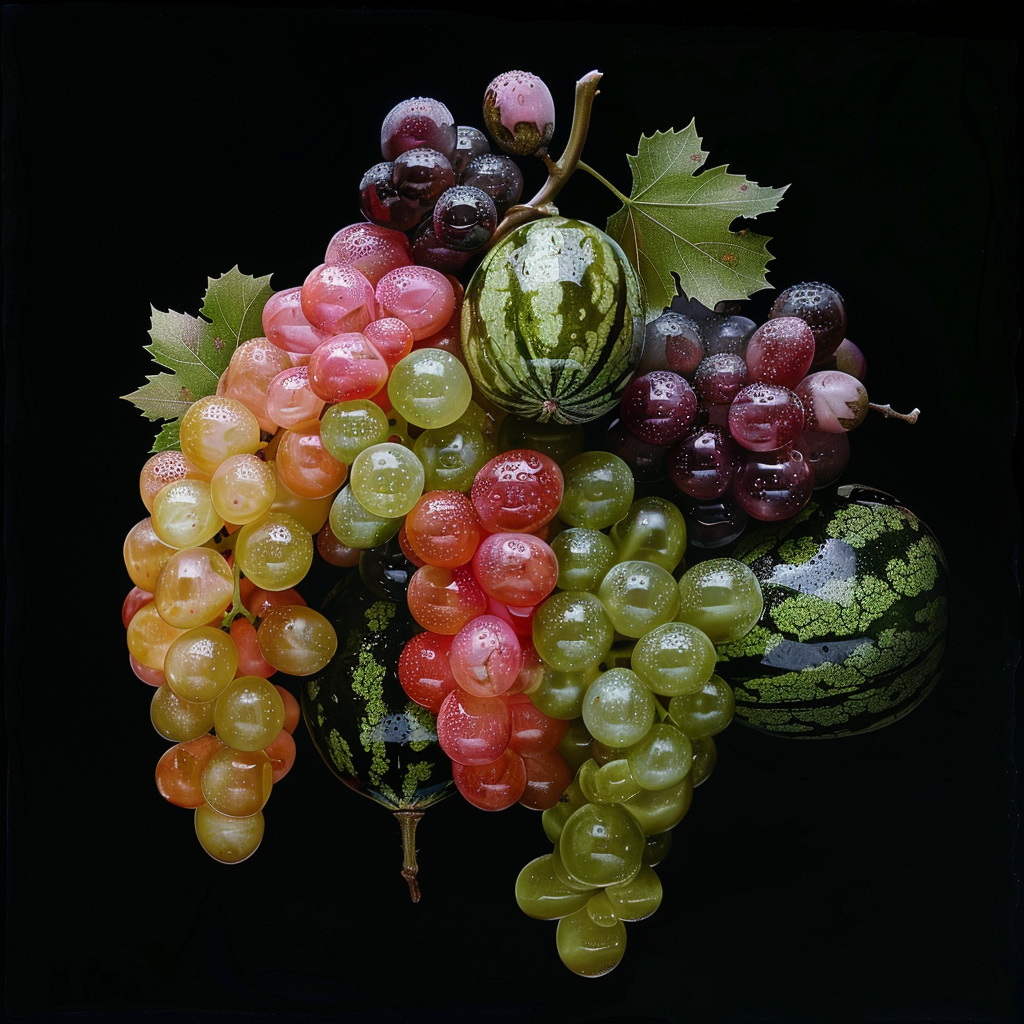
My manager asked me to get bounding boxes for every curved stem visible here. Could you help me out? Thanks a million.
[396,810,423,902]
[577,160,631,205]
[868,402,921,424]
[489,70,604,247]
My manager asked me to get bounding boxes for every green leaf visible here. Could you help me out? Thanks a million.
[122,268,274,448]
[151,418,182,454]
[606,122,789,313]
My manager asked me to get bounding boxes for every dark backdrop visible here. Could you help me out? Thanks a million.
[4,6,1019,1023]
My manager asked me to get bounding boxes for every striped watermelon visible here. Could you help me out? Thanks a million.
[461,217,646,425]
[714,484,950,738]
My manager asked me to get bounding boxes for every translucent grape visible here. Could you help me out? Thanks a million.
[620,774,693,833]
[256,605,338,676]
[433,185,497,252]
[195,805,265,864]
[769,281,847,365]
[381,97,457,162]
[179,395,262,476]
[262,286,330,355]
[532,591,614,673]
[320,399,391,464]
[551,528,617,592]
[668,674,735,738]
[375,265,455,342]
[581,668,657,748]
[625,724,693,790]
[732,448,815,521]
[274,422,348,500]
[451,748,527,810]
[636,311,704,377]
[631,621,717,697]
[472,532,558,607]
[744,316,816,388]
[201,747,273,817]
[163,625,238,702]
[619,370,698,445]
[676,558,763,644]
[607,496,687,573]
[363,317,415,369]
[349,442,425,518]
[150,479,224,549]
[307,331,389,405]
[605,864,663,921]
[461,153,524,217]
[667,425,741,501]
[597,560,680,638]
[515,854,593,920]
[449,614,522,697]
[139,450,207,513]
[559,801,645,888]
[210,453,277,525]
[387,349,472,429]
[414,420,497,493]
[265,365,325,431]
[234,511,313,591]
[406,563,488,634]
[404,490,480,568]
[127,602,186,671]
[558,451,634,530]
[328,484,403,550]
[398,631,458,712]
[435,689,510,765]
[324,222,413,286]
[795,370,869,433]
[727,382,806,452]
[155,733,224,808]
[150,684,215,742]
[300,263,376,335]
[217,337,292,435]
[213,675,286,751]
[123,517,177,591]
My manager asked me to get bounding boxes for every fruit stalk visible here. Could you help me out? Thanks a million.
[396,809,424,902]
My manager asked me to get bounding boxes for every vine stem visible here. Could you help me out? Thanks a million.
[396,810,423,902]
[869,402,921,424]
[489,70,604,248]
[576,160,631,205]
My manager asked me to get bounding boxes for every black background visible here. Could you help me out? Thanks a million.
[3,5,1020,1023]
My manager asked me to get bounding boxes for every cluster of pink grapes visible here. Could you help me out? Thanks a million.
[397,449,574,811]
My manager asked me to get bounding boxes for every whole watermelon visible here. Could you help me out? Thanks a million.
[714,484,950,738]
[461,217,646,425]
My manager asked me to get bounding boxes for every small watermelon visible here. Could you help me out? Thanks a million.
[302,570,453,898]
[714,484,950,738]
[461,217,646,425]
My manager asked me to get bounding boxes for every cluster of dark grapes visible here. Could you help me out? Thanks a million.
[603,283,869,548]
[357,72,556,274]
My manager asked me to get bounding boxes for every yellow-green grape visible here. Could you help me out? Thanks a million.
[457,399,502,440]
[586,891,620,927]
[608,496,687,573]
[200,747,273,817]
[123,517,177,591]
[550,841,599,893]
[557,451,635,530]
[328,484,403,549]
[630,621,717,697]
[213,675,286,751]
[597,560,680,638]
[234,511,313,591]
[550,528,617,592]
[151,479,224,549]
[388,349,473,428]
[320,400,391,464]
[620,774,693,834]
[532,591,614,673]
[150,684,215,742]
[153,547,234,628]
[498,413,586,466]
[541,776,587,844]
[269,470,334,535]
[604,863,663,921]
[179,395,262,476]
[127,603,186,671]
[642,830,672,867]
[557,718,596,777]
[413,421,496,493]
[668,673,735,738]
[676,557,764,643]
[195,805,265,864]
[581,668,657,749]
[690,735,718,786]
[593,758,643,803]
[576,758,600,803]
[528,663,599,720]
[349,442,425,518]
[515,854,593,920]
[556,908,627,978]
[625,723,693,791]
[256,605,338,676]
[559,801,645,888]
[210,453,276,525]
[164,625,238,702]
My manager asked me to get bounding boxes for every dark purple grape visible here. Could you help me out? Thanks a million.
[794,428,850,488]
[604,419,668,482]
[452,126,490,178]
[744,316,816,389]
[462,154,524,217]
[700,314,756,357]
[732,448,814,522]
[682,497,749,550]
[392,147,456,207]
[667,425,742,501]
[410,221,470,274]
[483,70,555,156]
[693,352,750,406]
[358,161,423,232]
[637,312,704,378]
[727,382,806,452]
[433,185,497,252]
[620,370,698,446]
[769,281,847,365]
[381,97,457,162]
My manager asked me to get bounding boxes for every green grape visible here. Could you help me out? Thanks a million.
[234,511,313,591]
[195,805,264,864]
[558,451,635,530]
[585,890,620,927]
[556,908,627,978]
[621,774,693,834]
[529,663,599,720]
[498,413,585,466]
[388,349,473,428]
[604,863,663,921]
[690,735,718,786]
[164,625,238,703]
[592,758,643,803]
[210,453,276,526]
[557,718,596,776]
[550,528,617,592]
[676,557,764,643]
[630,621,717,697]
[328,484,403,549]
[532,591,614,673]
[575,758,600,803]
[597,560,680,638]
[515,854,594,920]
[608,496,687,573]
[413,421,496,492]
[201,747,273,817]
[581,668,657,749]
[668,673,735,738]
[642,830,673,866]
[257,605,338,676]
[320,400,391,464]
[550,841,600,893]
[150,684,215,742]
[541,776,587,844]
[213,675,286,751]
[625,723,693,790]
[349,442,424,518]
[151,479,224,549]
[559,801,645,888]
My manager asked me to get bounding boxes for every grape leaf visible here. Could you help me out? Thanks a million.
[122,267,274,451]
[606,122,789,314]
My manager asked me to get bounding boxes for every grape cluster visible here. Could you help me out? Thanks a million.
[605,283,872,548]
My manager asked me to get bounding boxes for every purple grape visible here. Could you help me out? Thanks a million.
[410,221,470,274]
[700,314,756,357]
[744,316,816,389]
[727,382,806,452]
[358,161,422,232]
[637,312,705,377]
[604,419,668,482]
[794,370,869,433]
[461,154,524,217]
[433,185,497,252]
[620,370,698,446]
[451,126,491,178]
[769,281,847,366]
[733,449,815,521]
[794,429,850,488]
[381,97,457,162]
[683,497,750,550]
[693,352,750,406]
[667,425,742,501]
[392,147,456,207]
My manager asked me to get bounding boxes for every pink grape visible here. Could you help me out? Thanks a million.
[436,689,511,765]
[300,264,377,336]
[452,749,527,811]
[397,631,458,713]
[381,97,457,162]
[324,222,412,287]
[262,287,330,355]
[472,532,559,607]
[744,316,816,389]
[694,352,750,406]
[504,693,568,757]
[266,365,325,430]
[795,370,869,433]
[307,332,389,404]
[620,370,698,445]
[375,265,455,341]
[362,317,415,370]
[470,449,563,534]
[449,614,523,697]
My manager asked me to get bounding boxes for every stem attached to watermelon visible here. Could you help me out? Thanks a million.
[489,70,604,248]
[395,809,424,902]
